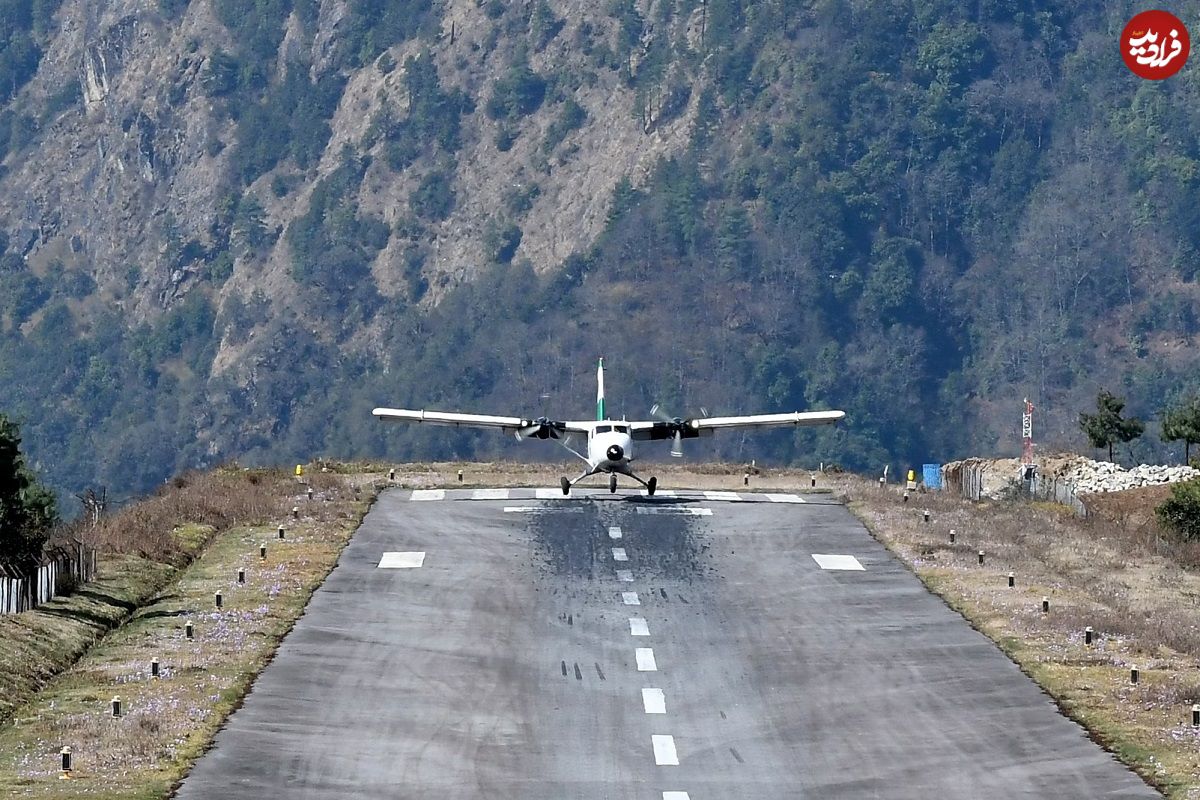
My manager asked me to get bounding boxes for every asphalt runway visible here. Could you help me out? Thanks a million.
[174,488,1160,799]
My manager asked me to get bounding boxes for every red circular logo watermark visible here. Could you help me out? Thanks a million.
[1122,10,1190,79]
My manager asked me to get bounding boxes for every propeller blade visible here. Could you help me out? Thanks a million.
[671,430,683,458]
[650,403,672,423]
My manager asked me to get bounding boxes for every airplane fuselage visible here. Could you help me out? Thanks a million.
[587,423,635,473]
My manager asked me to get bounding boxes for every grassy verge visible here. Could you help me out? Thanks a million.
[833,474,1200,799]
[0,468,378,799]
[0,554,180,725]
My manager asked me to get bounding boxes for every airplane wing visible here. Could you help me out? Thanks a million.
[630,410,844,440]
[372,408,590,439]
[690,410,846,430]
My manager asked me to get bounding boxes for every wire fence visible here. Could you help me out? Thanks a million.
[941,459,1088,517]
[0,545,97,615]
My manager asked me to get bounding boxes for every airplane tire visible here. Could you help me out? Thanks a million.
[609,475,617,493]
[561,477,570,496]
[647,476,657,496]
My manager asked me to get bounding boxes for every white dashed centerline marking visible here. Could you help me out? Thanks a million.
[812,553,865,571]
[612,547,628,561]
[637,507,712,516]
[652,734,679,766]
[642,688,666,714]
[622,592,640,605]
[635,648,657,671]
[616,569,634,582]
[766,493,806,504]
[703,490,742,502]
[377,552,426,569]
[629,617,650,636]
[608,526,623,539]
[409,489,444,501]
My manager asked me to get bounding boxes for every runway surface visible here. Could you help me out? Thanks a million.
[174,488,1159,799]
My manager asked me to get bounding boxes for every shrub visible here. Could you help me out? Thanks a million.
[1156,479,1200,541]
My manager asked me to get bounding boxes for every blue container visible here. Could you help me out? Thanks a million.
[923,464,942,489]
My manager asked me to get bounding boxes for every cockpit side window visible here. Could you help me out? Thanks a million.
[613,425,629,434]
[596,425,612,433]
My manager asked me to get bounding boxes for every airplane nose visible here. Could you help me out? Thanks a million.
[606,444,624,461]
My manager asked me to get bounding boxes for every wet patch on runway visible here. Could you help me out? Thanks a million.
[526,503,612,579]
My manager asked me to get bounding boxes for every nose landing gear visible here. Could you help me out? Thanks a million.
[609,474,618,493]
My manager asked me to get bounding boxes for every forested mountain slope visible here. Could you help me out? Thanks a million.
[0,0,1197,503]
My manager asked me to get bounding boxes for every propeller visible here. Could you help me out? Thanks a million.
[650,403,709,458]
[515,417,561,441]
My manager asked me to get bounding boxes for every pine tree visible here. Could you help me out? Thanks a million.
[1161,395,1200,465]
[0,414,58,567]
[1079,390,1144,463]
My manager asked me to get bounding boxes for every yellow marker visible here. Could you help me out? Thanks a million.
[295,464,303,477]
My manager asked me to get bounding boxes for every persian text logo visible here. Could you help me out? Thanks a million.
[1121,9,1190,79]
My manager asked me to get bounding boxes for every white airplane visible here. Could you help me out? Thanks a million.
[373,359,845,495]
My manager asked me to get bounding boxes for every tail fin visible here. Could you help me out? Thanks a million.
[596,358,606,421]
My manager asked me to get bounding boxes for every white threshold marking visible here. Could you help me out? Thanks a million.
[612,547,628,561]
[608,526,623,539]
[812,553,865,571]
[616,569,634,582]
[652,734,679,766]
[653,489,677,497]
[766,492,806,504]
[410,489,444,501]
[534,488,562,499]
[378,552,426,569]
[622,591,640,605]
[635,648,657,671]
[503,506,583,513]
[704,490,742,502]
[629,617,650,636]
[642,687,666,714]
[637,507,712,516]
[471,488,510,500]
[663,793,691,800]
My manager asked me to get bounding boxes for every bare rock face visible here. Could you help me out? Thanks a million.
[5,1,235,321]
[0,0,698,353]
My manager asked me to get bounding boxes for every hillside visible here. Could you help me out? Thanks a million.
[0,0,1197,503]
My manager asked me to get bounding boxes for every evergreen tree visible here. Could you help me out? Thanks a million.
[1155,479,1200,541]
[1161,395,1200,465]
[1079,390,1145,463]
[0,414,58,567]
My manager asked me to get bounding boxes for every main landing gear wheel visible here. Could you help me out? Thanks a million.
[647,476,657,496]
[609,475,618,493]
[560,477,571,496]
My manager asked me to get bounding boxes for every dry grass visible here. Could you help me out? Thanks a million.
[0,468,373,799]
[0,468,314,731]
[89,468,297,565]
[830,474,1200,799]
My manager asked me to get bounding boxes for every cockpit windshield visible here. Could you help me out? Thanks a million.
[613,425,629,434]
[595,425,612,433]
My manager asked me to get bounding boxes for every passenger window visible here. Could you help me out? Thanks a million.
[596,425,612,433]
